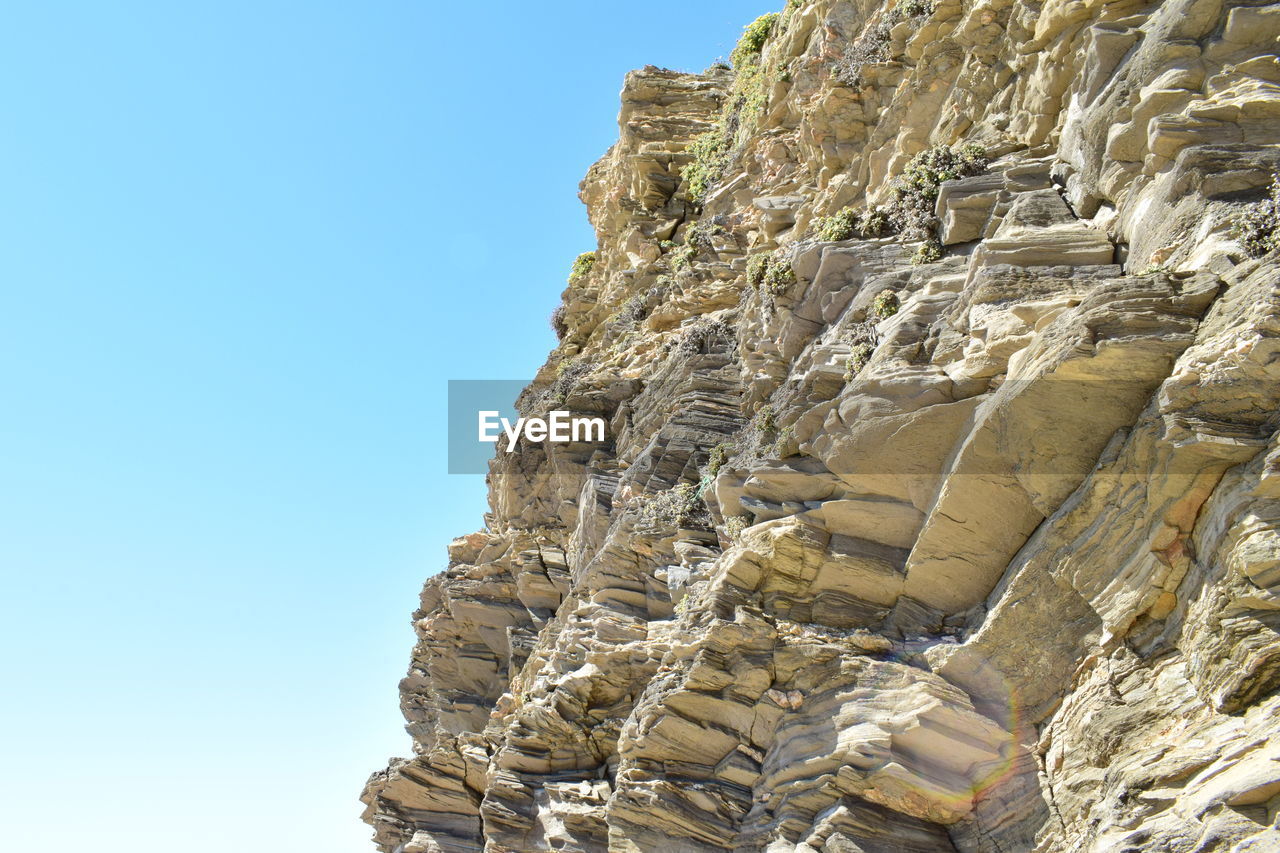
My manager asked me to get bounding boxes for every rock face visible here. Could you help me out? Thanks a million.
[362,2,1280,851]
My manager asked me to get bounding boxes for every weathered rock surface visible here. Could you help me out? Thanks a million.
[364,2,1280,850]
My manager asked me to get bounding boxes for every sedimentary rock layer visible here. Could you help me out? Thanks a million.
[363,1,1280,850]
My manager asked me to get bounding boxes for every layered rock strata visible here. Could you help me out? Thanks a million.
[363,1,1280,850]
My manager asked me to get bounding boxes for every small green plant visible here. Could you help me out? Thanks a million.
[1233,176,1280,258]
[844,342,875,380]
[609,292,651,333]
[859,207,891,237]
[670,243,697,270]
[813,205,895,241]
[698,441,736,497]
[683,12,786,204]
[911,238,944,265]
[775,425,796,452]
[720,10,781,148]
[898,0,935,16]
[676,317,737,358]
[568,251,596,284]
[756,403,777,434]
[619,293,647,323]
[731,13,780,68]
[723,515,750,540]
[705,443,734,479]
[547,358,590,406]
[815,207,860,241]
[682,129,732,204]
[871,289,901,319]
[762,255,796,295]
[745,251,795,299]
[888,144,988,240]
[725,62,769,141]
[677,219,727,267]
[637,482,711,529]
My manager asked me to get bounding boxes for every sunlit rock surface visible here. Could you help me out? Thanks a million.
[363,1,1280,850]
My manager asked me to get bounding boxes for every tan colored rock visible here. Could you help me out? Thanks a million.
[363,3,1280,851]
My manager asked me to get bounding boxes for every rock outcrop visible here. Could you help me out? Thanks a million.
[363,2,1280,850]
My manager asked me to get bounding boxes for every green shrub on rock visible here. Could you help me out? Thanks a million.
[731,62,769,127]
[744,251,795,297]
[607,293,651,338]
[723,515,750,540]
[911,238,944,265]
[676,317,737,357]
[831,1,933,87]
[682,130,731,204]
[842,321,880,380]
[637,482,711,529]
[813,206,894,241]
[683,12,787,204]
[546,358,590,406]
[568,251,596,284]
[698,441,737,497]
[746,253,770,287]
[670,243,697,270]
[844,342,875,380]
[668,220,726,270]
[871,289,900,319]
[858,207,891,238]
[756,403,777,434]
[898,0,935,17]
[763,255,796,295]
[705,442,734,478]
[1233,176,1280,258]
[731,13,779,68]
[888,144,987,240]
[814,207,861,242]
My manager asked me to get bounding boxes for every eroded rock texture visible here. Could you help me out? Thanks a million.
[362,2,1280,850]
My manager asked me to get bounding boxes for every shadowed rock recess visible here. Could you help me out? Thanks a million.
[362,1,1280,850]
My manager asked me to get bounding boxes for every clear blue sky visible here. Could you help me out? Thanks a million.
[0,2,777,851]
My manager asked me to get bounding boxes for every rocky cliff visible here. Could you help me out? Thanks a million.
[361,2,1280,850]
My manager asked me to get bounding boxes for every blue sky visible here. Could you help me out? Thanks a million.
[0,2,777,851]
